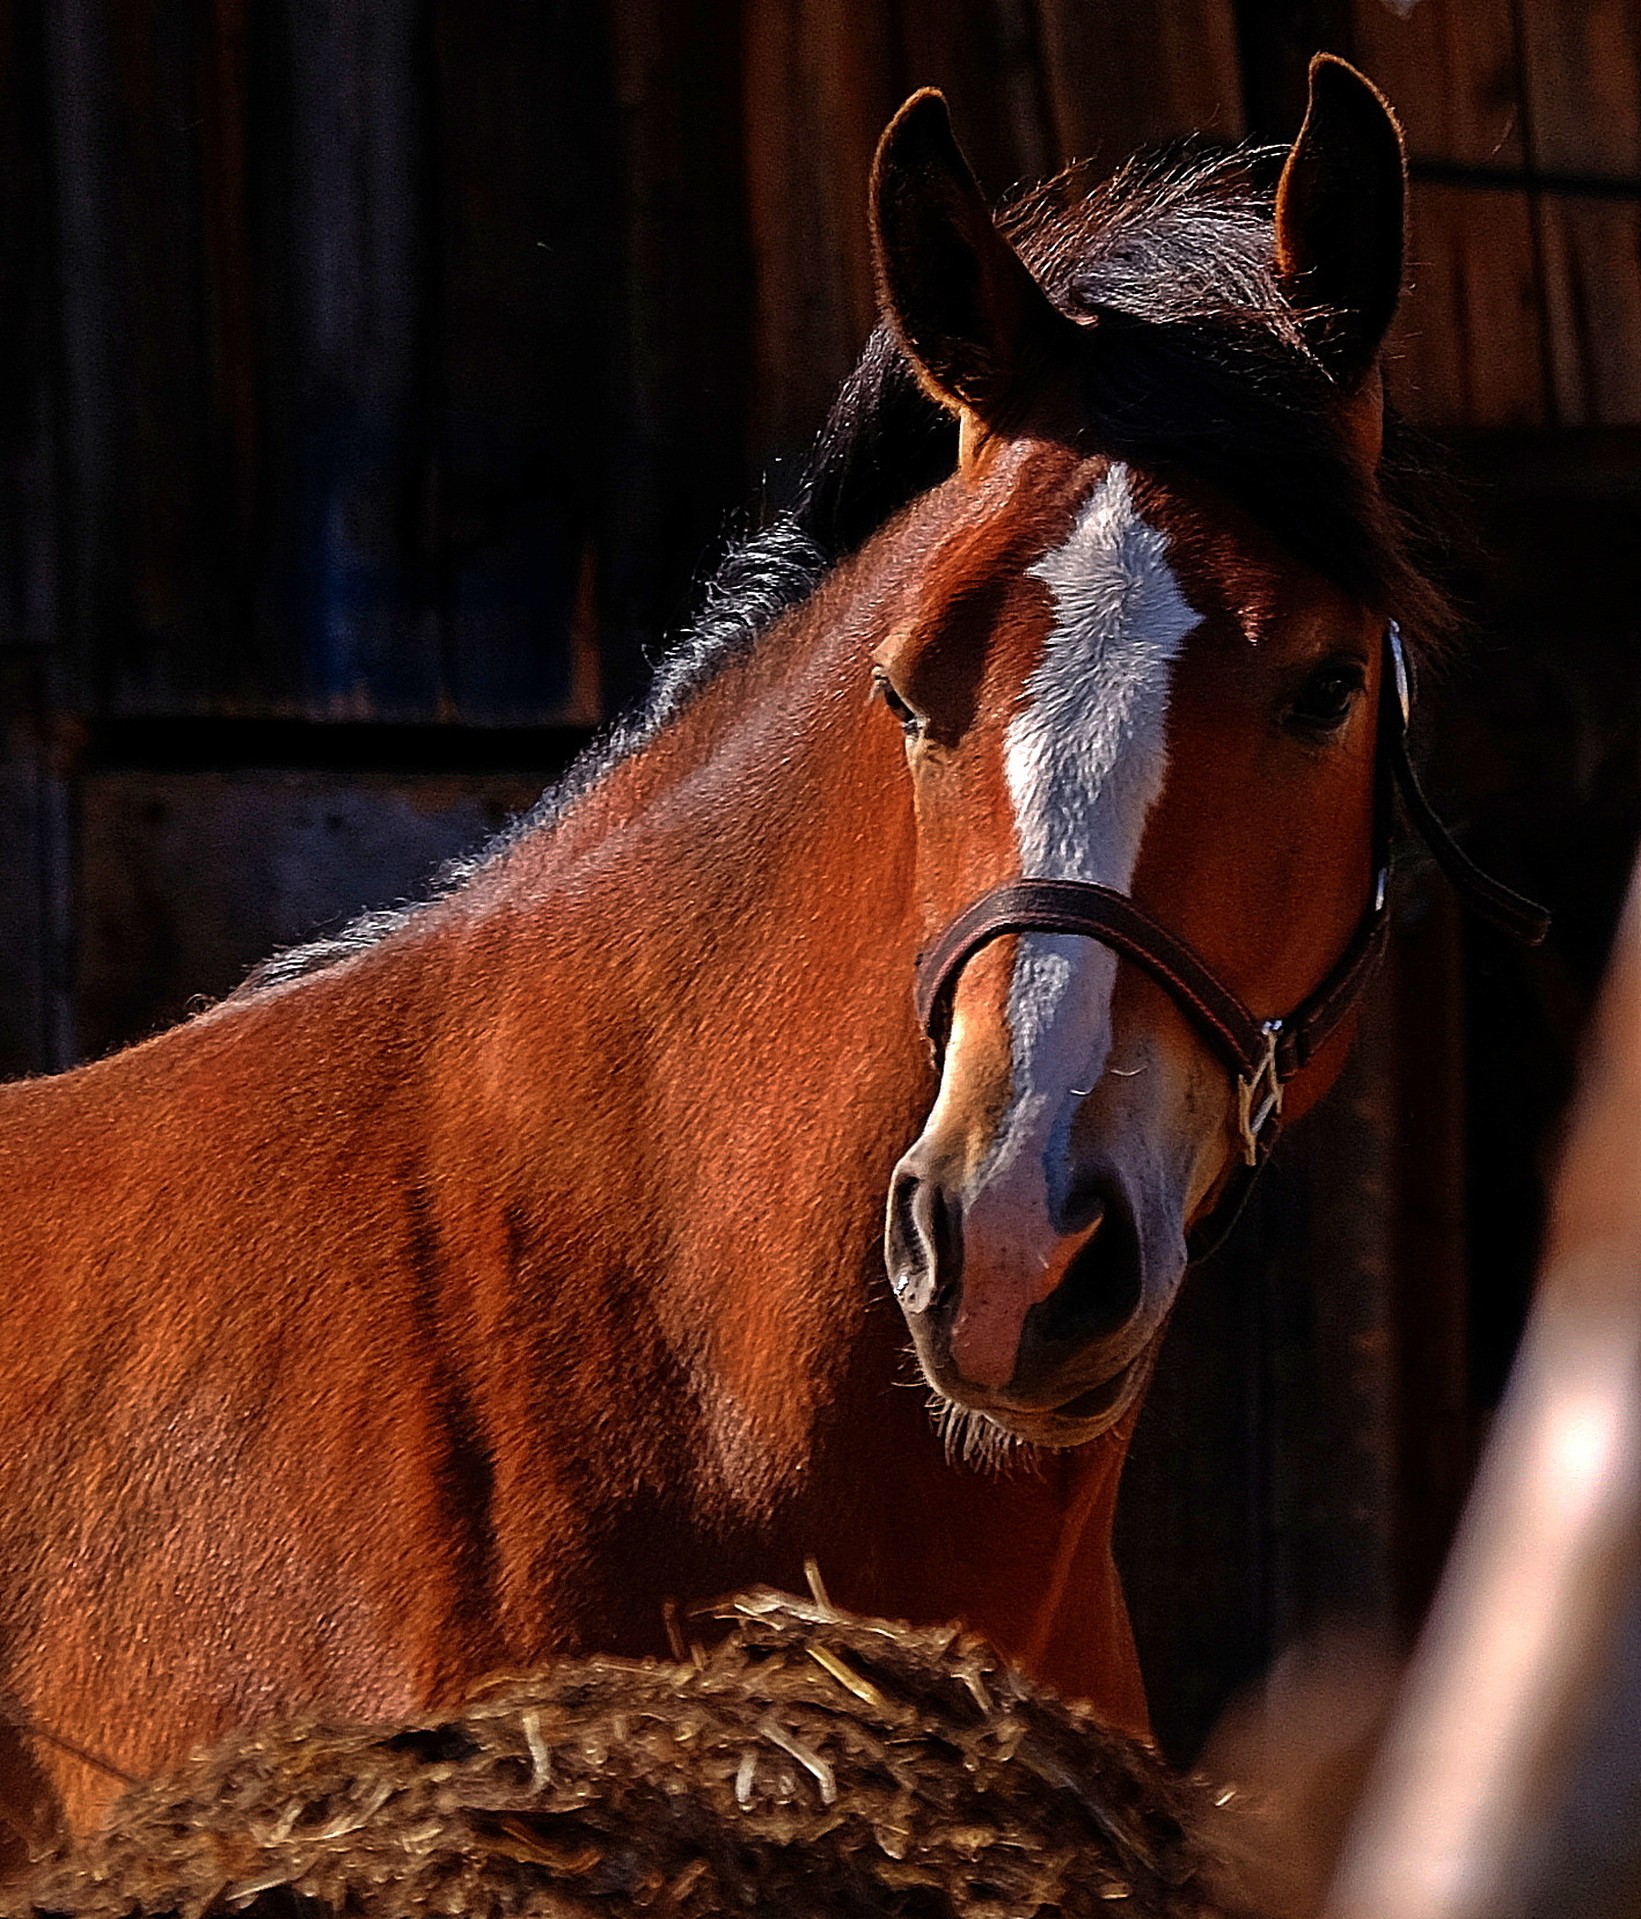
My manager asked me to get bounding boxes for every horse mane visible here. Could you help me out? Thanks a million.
[240,142,1458,999]
[238,519,830,993]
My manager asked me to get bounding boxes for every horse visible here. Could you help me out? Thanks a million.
[0,54,1506,1852]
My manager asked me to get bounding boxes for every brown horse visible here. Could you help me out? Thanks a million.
[1,56,1446,1845]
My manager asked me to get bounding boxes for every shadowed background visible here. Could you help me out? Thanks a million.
[1,0,1638,1760]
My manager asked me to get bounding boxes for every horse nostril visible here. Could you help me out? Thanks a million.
[1064,1190,1108,1240]
[1032,1179,1142,1346]
[886,1170,957,1317]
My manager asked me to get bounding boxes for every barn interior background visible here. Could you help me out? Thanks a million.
[0,0,1636,1760]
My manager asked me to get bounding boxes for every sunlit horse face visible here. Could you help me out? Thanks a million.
[874,65,1409,1447]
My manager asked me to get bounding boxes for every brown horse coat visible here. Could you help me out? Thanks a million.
[0,56,1431,1851]
[0,496,1145,1841]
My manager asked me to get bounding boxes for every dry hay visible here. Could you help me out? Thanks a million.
[9,1588,1259,1919]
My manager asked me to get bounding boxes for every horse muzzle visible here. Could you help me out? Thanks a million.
[886,1153,1161,1443]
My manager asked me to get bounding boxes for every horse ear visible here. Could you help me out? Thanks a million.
[870,90,1080,421]
[1275,54,1408,390]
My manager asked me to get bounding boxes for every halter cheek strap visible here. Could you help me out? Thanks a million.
[912,624,1549,1256]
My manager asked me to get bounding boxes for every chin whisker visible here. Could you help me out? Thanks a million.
[927,1389,1042,1476]
[897,1341,1043,1474]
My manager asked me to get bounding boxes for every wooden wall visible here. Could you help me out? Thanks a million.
[2,0,1639,1759]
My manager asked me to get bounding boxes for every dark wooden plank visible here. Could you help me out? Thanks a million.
[1384,875,1475,1632]
[1037,0,1244,169]
[0,0,60,678]
[42,0,121,713]
[0,0,72,1077]
[429,1,622,723]
[42,0,440,718]
[1392,181,1549,425]
[1514,2,1641,427]
[1536,195,1641,424]
[255,0,440,719]
[1517,0,1641,178]
[196,0,258,573]
[73,767,561,1060]
[741,0,901,471]
[99,0,232,711]
[1349,0,1526,168]
[43,0,282,716]
[1259,1005,1399,1654]
[0,662,73,1078]
[597,0,756,712]
[1443,428,1641,1405]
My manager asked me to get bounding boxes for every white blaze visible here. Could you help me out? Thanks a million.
[984,463,1199,1208]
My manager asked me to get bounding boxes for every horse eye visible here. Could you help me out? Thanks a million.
[1286,659,1366,735]
[872,668,922,736]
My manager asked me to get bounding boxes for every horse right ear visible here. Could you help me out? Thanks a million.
[1275,54,1408,390]
[870,90,1081,424]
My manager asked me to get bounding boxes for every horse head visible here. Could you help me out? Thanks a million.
[876,58,1413,1450]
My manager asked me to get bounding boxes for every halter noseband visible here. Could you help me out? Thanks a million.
[912,625,1549,1258]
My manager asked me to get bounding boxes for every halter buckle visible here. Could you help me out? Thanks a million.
[1235,1021,1284,1167]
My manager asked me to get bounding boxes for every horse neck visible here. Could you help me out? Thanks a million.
[403,528,1147,1717]
[547,552,926,1031]
[443,543,935,1463]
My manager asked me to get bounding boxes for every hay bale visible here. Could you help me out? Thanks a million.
[9,1589,1259,1919]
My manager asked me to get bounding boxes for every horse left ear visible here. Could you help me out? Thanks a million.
[1275,54,1407,391]
[870,89,1081,423]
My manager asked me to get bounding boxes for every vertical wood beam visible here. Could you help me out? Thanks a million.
[1233,0,1358,140]
[268,0,438,718]
[429,0,620,722]
[1037,0,1244,169]
[600,0,754,712]
[741,0,901,475]
[2,0,74,1072]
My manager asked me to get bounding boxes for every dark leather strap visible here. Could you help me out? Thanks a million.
[916,879,1277,1079]
[910,623,1551,1225]
[917,872,1400,1080]
[1389,725,1551,947]
[1184,1158,1263,1265]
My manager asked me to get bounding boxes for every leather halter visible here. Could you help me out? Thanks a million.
[913,625,1550,1260]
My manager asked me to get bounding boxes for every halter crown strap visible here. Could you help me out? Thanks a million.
[911,624,1549,1192]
